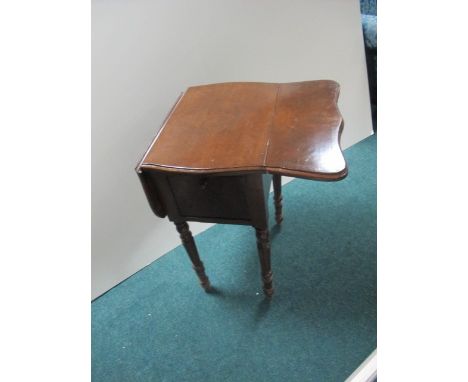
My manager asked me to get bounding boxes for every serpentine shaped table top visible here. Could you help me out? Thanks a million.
[138,80,347,181]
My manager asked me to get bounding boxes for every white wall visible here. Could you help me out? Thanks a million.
[92,0,372,299]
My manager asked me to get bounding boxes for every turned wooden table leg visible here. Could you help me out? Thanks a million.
[255,227,274,297]
[175,222,211,291]
[273,174,283,224]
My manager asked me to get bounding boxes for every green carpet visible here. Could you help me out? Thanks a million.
[92,134,376,382]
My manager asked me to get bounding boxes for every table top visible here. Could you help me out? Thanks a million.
[138,81,347,181]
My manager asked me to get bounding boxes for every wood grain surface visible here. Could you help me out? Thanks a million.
[138,81,347,181]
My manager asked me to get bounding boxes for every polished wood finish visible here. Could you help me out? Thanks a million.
[255,228,273,297]
[266,81,346,179]
[175,222,211,291]
[272,174,283,225]
[139,81,346,180]
[168,174,251,222]
[136,81,347,297]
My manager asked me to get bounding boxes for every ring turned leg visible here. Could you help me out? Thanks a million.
[255,227,274,297]
[175,222,211,291]
[273,174,283,224]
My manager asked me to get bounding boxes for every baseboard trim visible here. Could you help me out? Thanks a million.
[345,349,377,382]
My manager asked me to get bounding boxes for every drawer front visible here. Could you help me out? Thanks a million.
[167,174,251,221]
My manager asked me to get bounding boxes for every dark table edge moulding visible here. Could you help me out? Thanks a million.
[138,163,348,181]
[135,80,347,298]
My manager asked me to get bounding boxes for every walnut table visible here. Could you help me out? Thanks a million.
[136,81,347,297]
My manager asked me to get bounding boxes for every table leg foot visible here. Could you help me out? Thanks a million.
[255,227,274,297]
[175,222,211,291]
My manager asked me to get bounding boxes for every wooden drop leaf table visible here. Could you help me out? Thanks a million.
[136,81,347,297]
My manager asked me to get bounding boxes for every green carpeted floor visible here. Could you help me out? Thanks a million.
[92,134,376,382]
